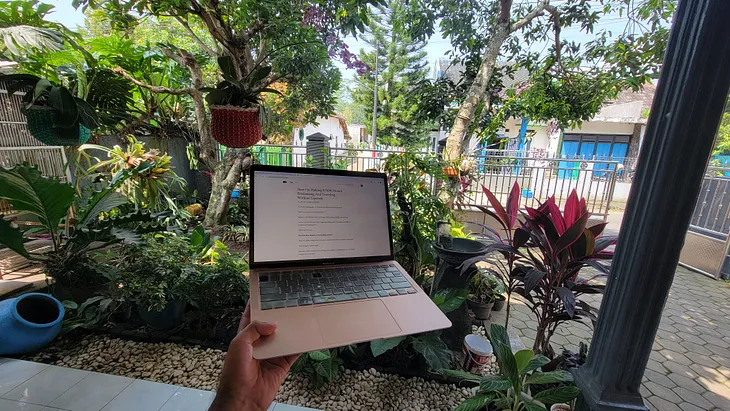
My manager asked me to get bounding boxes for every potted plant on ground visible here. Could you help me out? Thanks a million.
[0,163,166,301]
[443,324,580,411]
[1,74,99,146]
[204,56,279,148]
[467,269,501,320]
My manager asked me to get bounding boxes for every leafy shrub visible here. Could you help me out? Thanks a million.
[116,230,249,311]
[291,348,344,387]
[445,324,580,411]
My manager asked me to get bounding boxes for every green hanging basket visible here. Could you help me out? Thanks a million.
[24,106,91,146]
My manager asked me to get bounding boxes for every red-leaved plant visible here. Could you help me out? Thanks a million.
[462,182,615,357]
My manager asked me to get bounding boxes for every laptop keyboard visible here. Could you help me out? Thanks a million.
[258,264,417,310]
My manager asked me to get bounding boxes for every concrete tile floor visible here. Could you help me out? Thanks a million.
[0,359,319,411]
[490,265,730,411]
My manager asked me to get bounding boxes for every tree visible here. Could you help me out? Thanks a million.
[73,0,377,226]
[413,0,675,163]
[354,0,431,148]
[335,81,367,125]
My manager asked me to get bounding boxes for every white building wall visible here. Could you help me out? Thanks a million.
[292,117,345,146]
[565,121,634,135]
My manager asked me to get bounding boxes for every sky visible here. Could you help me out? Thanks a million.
[44,0,636,81]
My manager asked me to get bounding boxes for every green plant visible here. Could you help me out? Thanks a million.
[0,74,99,140]
[222,225,249,244]
[384,151,453,285]
[291,348,344,387]
[469,269,502,304]
[116,228,248,311]
[445,324,580,411]
[204,56,279,109]
[79,135,186,212]
[0,163,166,288]
[369,288,463,370]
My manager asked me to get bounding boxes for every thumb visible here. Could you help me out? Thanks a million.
[238,321,277,344]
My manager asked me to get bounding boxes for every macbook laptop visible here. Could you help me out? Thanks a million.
[248,164,451,359]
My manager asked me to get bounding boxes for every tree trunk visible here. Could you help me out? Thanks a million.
[204,149,251,226]
[438,27,510,205]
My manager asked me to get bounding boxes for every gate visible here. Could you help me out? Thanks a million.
[679,166,730,279]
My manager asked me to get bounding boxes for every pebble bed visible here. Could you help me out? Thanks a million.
[24,331,503,411]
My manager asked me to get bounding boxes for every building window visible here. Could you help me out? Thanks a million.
[561,133,631,161]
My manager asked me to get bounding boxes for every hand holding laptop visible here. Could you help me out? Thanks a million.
[209,303,300,411]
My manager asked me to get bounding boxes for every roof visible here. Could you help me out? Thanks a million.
[592,83,656,124]
[332,113,351,140]
[435,60,530,90]
[434,59,656,124]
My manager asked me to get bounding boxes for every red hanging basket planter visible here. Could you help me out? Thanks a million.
[210,105,262,148]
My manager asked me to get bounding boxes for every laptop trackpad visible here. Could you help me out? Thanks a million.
[314,300,401,344]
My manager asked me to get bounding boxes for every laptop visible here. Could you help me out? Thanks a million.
[248,164,451,359]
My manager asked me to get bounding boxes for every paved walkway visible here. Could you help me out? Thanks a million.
[491,266,730,411]
[0,358,318,411]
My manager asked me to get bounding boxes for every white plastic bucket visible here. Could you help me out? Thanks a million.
[462,334,493,374]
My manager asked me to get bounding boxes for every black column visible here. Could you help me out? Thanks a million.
[574,1,730,410]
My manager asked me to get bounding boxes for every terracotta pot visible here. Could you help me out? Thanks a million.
[210,105,262,148]
[443,166,458,178]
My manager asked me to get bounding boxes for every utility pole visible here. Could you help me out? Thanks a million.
[371,38,378,149]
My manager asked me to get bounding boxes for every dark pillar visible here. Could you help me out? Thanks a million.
[573,1,730,410]
[305,132,330,168]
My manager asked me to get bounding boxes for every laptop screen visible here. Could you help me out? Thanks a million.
[251,168,392,264]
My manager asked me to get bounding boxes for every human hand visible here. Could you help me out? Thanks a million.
[209,303,300,411]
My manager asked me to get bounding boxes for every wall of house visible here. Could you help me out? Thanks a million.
[565,121,635,135]
[347,124,367,145]
[292,117,345,146]
[499,117,557,156]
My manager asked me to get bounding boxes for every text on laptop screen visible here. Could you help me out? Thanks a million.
[252,170,391,263]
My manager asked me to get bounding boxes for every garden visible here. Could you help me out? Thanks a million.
[0,0,671,410]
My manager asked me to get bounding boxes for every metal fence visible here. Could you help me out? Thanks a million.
[679,167,730,279]
[689,167,730,238]
[462,154,619,218]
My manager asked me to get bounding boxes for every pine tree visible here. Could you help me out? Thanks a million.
[354,0,430,148]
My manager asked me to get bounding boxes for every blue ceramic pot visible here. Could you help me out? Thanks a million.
[0,293,64,355]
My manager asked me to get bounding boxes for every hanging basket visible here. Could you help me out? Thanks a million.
[210,105,262,148]
[24,106,91,146]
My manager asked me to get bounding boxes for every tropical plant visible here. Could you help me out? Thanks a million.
[444,324,580,411]
[469,269,503,304]
[383,151,453,284]
[463,183,615,356]
[116,228,248,311]
[291,348,345,387]
[0,163,166,288]
[0,1,67,58]
[204,56,279,109]
[0,73,100,141]
[79,135,186,212]
[222,225,249,244]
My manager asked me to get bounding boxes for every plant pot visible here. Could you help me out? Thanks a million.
[210,105,262,148]
[551,404,571,411]
[24,106,91,146]
[138,300,186,331]
[467,298,494,321]
[0,293,64,355]
[492,294,506,311]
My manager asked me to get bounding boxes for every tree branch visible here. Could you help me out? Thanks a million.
[112,67,196,95]
[173,15,219,57]
[511,0,550,33]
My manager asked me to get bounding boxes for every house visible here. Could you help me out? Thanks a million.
[292,114,368,147]
[434,59,655,163]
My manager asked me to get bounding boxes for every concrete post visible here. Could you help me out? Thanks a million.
[305,132,330,168]
[574,1,730,410]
